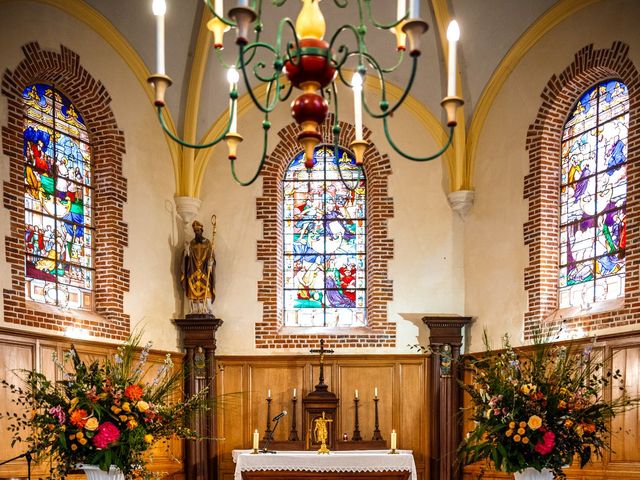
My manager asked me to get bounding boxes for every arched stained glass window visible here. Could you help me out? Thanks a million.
[283,146,366,327]
[559,80,628,309]
[23,84,93,310]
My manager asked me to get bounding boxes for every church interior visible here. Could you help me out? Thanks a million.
[0,0,639,479]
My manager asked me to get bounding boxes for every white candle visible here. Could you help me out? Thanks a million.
[227,67,239,133]
[238,0,248,6]
[252,429,259,450]
[374,387,378,398]
[214,0,223,16]
[446,20,460,97]
[396,0,406,20]
[152,0,166,75]
[355,389,359,399]
[391,429,397,450]
[293,388,297,398]
[352,72,363,141]
[409,0,419,18]
[267,389,271,399]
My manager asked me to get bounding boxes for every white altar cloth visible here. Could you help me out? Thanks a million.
[232,450,417,480]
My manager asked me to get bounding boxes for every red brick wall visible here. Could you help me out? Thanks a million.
[1,43,129,339]
[524,42,639,338]
[255,117,395,349]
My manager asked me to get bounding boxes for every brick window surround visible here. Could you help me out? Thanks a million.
[256,117,394,349]
[524,42,639,339]
[2,43,129,340]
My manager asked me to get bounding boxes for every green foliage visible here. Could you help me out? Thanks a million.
[458,329,639,478]
[0,333,210,480]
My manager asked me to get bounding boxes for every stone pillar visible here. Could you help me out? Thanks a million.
[422,315,473,480]
[174,316,223,480]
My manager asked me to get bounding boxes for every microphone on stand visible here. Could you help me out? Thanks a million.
[272,410,287,422]
[263,411,288,453]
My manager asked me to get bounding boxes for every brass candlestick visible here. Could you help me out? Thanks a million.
[263,396,272,441]
[288,396,300,441]
[372,396,383,441]
[352,396,362,441]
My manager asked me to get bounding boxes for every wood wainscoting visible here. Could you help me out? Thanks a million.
[0,327,185,480]
[215,355,429,480]
[462,331,640,480]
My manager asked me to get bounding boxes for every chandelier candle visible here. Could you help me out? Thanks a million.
[409,0,420,18]
[152,0,166,75]
[446,20,460,97]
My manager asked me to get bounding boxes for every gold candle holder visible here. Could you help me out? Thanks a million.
[388,448,398,455]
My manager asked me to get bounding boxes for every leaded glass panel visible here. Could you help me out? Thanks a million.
[283,146,366,327]
[23,84,93,310]
[559,80,628,309]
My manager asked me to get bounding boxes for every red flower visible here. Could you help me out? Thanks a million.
[534,430,556,456]
[92,421,121,449]
[124,384,143,401]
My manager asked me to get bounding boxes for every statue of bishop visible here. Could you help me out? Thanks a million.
[181,219,216,315]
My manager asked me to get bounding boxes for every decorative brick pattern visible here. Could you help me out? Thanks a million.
[255,116,395,349]
[2,43,129,339]
[524,42,639,338]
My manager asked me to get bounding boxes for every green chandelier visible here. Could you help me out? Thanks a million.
[148,0,463,186]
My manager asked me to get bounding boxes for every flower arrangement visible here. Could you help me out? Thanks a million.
[459,331,638,478]
[1,334,208,479]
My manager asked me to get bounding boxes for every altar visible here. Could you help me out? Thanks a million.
[232,450,417,480]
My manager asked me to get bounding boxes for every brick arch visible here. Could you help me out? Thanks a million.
[255,116,395,349]
[2,42,129,339]
[524,41,639,338]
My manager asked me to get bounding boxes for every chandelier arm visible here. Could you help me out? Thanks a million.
[238,45,281,113]
[362,0,408,30]
[328,25,366,71]
[156,106,233,149]
[229,119,271,186]
[383,118,455,162]
[204,0,237,27]
[332,0,349,8]
[364,49,405,74]
[277,18,302,67]
[278,78,294,102]
[360,54,418,119]
[271,0,288,7]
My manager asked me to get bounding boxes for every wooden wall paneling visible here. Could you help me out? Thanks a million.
[611,344,640,463]
[217,362,247,467]
[397,361,427,480]
[250,362,305,441]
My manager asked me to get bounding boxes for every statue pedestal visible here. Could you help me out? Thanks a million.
[174,315,223,480]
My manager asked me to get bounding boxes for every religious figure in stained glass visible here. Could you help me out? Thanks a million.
[283,146,366,328]
[23,84,93,310]
[559,80,628,309]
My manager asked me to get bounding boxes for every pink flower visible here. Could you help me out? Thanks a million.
[534,430,556,456]
[48,405,65,424]
[92,421,121,449]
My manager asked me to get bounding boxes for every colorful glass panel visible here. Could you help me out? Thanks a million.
[23,84,93,310]
[559,80,628,309]
[283,146,366,327]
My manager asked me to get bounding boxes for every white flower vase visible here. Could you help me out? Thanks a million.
[513,468,554,480]
[78,465,124,480]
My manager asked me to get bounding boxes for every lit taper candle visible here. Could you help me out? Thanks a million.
[397,0,406,20]
[214,0,223,15]
[446,20,460,97]
[352,72,364,141]
[227,66,239,133]
[355,389,359,399]
[252,429,259,450]
[293,388,297,398]
[152,0,166,75]
[374,387,378,398]
[409,0,419,18]
[267,389,271,399]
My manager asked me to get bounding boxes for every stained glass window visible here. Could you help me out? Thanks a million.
[283,145,366,327]
[23,84,93,310]
[559,80,628,309]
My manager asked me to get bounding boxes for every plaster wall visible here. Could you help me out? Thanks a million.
[465,0,640,353]
[0,2,182,352]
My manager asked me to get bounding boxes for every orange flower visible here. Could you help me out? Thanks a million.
[69,409,88,428]
[124,384,143,401]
